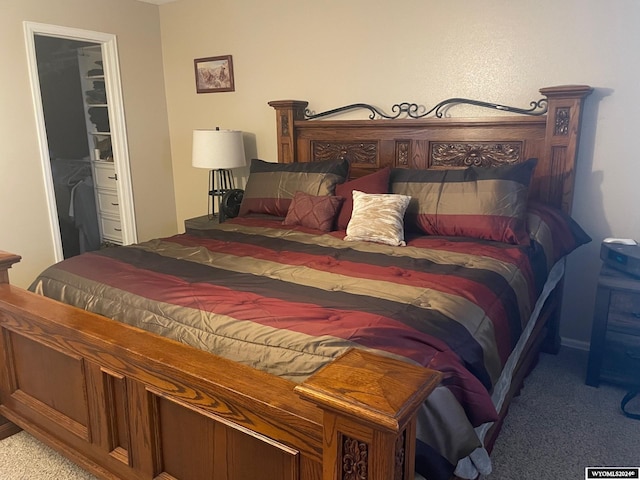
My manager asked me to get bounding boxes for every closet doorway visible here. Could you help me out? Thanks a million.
[24,22,137,261]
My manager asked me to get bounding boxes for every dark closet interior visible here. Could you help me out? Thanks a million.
[35,36,100,259]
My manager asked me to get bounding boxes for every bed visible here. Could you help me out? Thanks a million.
[0,84,592,480]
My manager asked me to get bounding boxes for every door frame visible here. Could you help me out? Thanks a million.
[23,21,137,261]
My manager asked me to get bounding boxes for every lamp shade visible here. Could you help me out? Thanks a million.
[192,129,246,169]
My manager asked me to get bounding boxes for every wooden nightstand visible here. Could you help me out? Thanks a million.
[586,265,640,387]
[184,214,219,233]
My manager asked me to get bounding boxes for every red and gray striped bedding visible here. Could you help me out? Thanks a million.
[29,216,549,480]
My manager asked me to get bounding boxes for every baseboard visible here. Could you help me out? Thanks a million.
[0,415,21,439]
[560,337,590,351]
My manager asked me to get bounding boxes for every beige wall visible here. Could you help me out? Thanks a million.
[0,0,176,288]
[3,0,638,346]
[159,0,640,346]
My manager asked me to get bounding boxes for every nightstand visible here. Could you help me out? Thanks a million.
[184,214,219,233]
[586,265,640,387]
[185,191,244,234]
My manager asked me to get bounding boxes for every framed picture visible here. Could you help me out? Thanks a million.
[194,55,235,93]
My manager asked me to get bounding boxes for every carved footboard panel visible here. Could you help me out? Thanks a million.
[0,251,440,480]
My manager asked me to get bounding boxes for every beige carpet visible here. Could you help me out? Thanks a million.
[487,347,640,479]
[0,430,96,479]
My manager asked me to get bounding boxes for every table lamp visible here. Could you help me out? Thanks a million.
[192,128,246,221]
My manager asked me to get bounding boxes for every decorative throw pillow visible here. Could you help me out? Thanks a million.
[283,191,344,232]
[344,190,411,247]
[238,158,350,217]
[390,158,538,245]
[334,167,391,230]
[527,201,591,268]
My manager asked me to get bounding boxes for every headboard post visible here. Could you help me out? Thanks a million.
[267,100,308,164]
[0,251,21,284]
[538,85,593,213]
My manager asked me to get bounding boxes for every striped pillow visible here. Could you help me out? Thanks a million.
[239,158,350,217]
[390,158,537,244]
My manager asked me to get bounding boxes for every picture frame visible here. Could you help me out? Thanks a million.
[194,55,235,93]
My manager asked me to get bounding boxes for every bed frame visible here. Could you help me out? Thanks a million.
[0,85,591,480]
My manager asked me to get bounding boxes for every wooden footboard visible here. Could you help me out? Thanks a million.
[0,251,440,480]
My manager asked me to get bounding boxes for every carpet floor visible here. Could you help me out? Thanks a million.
[486,347,640,480]
[0,347,637,479]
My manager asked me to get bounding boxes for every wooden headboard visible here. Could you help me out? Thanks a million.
[269,85,592,214]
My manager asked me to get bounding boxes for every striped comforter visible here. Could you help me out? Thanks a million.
[30,216,548,480]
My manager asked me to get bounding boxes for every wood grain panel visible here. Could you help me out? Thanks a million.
[155,393,298,480]
[9,333,89,437]
[85,362,130,465]
[157,395,215,480]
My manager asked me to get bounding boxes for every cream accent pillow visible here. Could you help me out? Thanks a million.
[344,190,411,246]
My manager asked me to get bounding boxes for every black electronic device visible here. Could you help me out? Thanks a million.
[218,189,244,223]
[600,238,640,278]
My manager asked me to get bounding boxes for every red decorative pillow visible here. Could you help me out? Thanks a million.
[283,191,344,232]
[334,167,391,230]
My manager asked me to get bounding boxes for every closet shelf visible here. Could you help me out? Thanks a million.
[78,45,121,245]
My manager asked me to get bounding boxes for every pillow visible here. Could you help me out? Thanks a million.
[344,190,411,247]
[239,158,350,217]
[390,158,538,244]
[283,191,344,232]
[527,201,591,268]
[334,167,391,230]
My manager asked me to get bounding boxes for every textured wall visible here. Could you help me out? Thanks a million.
[0,0,176,287]
[159,0,640,345]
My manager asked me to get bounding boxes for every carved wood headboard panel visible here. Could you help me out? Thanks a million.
[269,85,592,214]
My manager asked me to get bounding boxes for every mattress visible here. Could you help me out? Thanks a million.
[30,216,555,480]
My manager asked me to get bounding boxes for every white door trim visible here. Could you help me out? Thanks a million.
[23,21,138,261]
